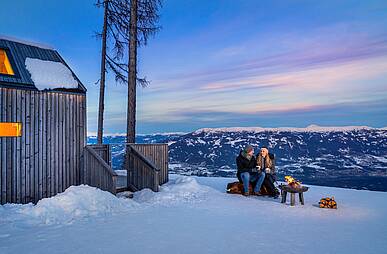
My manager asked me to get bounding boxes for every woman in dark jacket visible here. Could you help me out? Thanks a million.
[236,145,265,196]
[256,146,279,198]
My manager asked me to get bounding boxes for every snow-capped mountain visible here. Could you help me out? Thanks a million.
[168,125,387,191]
[87,125,387,191]
[87,132,184,171]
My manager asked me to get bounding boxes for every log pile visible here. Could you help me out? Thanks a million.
[319,197,337,209]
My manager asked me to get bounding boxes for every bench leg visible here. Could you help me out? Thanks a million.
[281,191,287,203]
[299,192,304,205]
[290,193,295,206]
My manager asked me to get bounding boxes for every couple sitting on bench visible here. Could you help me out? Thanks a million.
[236,145,279,198]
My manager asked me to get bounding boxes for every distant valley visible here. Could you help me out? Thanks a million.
[88,125,387,191]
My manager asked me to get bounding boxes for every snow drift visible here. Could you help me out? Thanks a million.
[0,176,212,225]
[133,176,216,205]
[0,185,137,225]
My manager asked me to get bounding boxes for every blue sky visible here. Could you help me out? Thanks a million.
[1,0,387,134]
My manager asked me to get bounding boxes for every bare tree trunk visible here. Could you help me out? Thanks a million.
[127,0,138,144]
[97,0,109,144]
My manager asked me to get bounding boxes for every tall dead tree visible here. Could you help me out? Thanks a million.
[127,0,138,143]
[103,0,162,143]
[96,0,109,144]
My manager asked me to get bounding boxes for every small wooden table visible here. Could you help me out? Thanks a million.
[279,185,309,206]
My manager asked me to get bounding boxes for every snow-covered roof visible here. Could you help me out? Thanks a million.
[193,124,381,134]
[0,36,86,92]
[25,58,78,90]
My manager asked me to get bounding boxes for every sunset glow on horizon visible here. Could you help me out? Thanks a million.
[1,0,386,133]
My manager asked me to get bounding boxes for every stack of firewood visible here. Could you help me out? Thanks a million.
[319,197,337,209]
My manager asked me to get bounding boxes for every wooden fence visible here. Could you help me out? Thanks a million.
[0,87,86,204]
[129,143,168,185]
[126,143,168,192]
[83,145,117,194]
[87,144,112,167]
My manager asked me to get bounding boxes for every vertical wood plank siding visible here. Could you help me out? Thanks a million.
[0,87,86,204]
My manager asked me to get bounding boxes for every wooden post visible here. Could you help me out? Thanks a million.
[299,192,304,205]
[281,190,287,203]
[290,193,295,206]
[154,171,159,192]
[112,175,117,194]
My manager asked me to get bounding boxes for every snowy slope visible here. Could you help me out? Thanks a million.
[168,126,387,191]
[1,175,386,254]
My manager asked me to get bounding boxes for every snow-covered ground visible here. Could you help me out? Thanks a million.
[1,175,386,254]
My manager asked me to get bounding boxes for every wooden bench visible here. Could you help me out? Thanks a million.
[279,185,309,206]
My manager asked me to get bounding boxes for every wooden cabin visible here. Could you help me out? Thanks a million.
[0,36,168,205]
[0,37,87,204]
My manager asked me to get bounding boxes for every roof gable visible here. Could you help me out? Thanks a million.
[0,38,86,93]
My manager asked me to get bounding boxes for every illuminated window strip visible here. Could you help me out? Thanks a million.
[0,49,15,75]
[0,122,22,137]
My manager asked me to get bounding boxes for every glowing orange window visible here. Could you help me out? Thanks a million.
[0,49,15,75]
[0,123,22,137]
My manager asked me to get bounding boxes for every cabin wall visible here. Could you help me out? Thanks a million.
[0,87,86,204]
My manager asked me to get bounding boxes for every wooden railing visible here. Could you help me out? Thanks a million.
[126,144,167,192]
[83,145,117,194]
[88,144,112,167]
[129,143,169,185]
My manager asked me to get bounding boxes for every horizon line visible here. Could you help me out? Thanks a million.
[87,124,387,136]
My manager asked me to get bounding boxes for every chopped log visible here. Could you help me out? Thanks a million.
[319,197,337,209]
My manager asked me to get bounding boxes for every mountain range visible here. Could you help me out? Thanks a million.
[88,125,387,191]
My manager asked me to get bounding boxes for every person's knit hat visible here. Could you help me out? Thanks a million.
[244,145,254,153]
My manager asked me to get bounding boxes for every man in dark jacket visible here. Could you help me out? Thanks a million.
[236,145,265,196]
